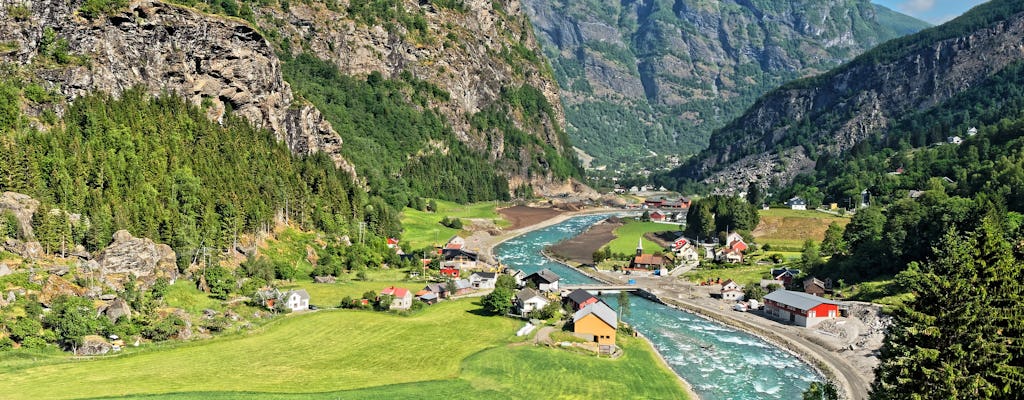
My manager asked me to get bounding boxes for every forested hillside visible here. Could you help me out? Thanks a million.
[0,83,395,259]
[523,0,928,168]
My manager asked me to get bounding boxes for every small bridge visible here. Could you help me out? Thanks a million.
[561,284,645,292]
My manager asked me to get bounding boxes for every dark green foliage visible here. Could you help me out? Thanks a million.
[495,274,516,291]
[0,84,389,258]
[481,286,513,315]
[44,295,103,352]
[78,0,129,19]
[346,0,428,35]
[203,265,235,300]
[871,217,1024,399]
[685,195,758,239]
[283,53,514,207]
[819,222,846,257]
[803,382,839,400]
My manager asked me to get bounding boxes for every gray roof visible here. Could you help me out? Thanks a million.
[516,287,545,303]
[418,293,438,300]
[471,272,497,280]
[526,269,561,284]
[424,283,448,293]
[573,300,617,328]
[283,289,310,301]
[565,289,596,305]
[771,268,801,277]
[454,279,472,289]
[763,290,837,311]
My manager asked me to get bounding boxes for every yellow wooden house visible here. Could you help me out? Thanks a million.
[572,300,618,346]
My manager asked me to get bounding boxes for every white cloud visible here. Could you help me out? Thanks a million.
[898,0,937,13]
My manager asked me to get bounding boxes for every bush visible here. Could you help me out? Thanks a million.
[0,336,13,351]
[20,336,48,349]
[79,0,129,19]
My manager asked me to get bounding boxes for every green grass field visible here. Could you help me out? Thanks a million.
[754,208,850,251]
[400,199,509,248]
[605,221,676,255]
[681,264,769,285]
[278,271,421,308]
[0,300,689,399]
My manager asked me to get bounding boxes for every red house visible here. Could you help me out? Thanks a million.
[440,267,460,278]
[650,211,666,222]
[644,198,664,207]
[763,290,838,327]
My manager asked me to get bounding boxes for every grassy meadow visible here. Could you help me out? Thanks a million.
[753,208,850,251]
[0,299,690,400]
[681,264,768,285]
[604,221,677,255]
[400,199,510,249]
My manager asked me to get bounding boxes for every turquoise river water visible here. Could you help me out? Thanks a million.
[495,214,821,399]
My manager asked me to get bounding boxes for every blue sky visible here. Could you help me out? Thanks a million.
[874,0,990,24]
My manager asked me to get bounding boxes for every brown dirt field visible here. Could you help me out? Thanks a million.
[752,216,850,242]
[547,219,623,265]
[499,205,563,230]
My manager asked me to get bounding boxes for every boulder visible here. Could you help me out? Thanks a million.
[103,298,132,323]
[313,275,336,284]
[0,263,11,277]
[4,239,44,259]
[94,230,177,290]
[0,192,39,240]
[78,335,112,356]
[39,274,86,306]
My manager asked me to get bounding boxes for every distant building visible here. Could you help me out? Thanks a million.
[525,269,561,292]
[803,278,828,297]
[469,272,497,289]
[785,197,807,210]
[968,127,978,136]
[381,286,413,310]
[947,136,963,145]
[649,211,666,222]
[770,268,802,287]
[763,290,839,327]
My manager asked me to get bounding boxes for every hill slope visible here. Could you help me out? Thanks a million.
[522,0,929,168]
[666,0,1024,193]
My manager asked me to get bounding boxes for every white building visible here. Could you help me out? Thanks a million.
[721,280,745,301]
[515,288,549,317]
[280,289,310,312]
[469,272,497,289]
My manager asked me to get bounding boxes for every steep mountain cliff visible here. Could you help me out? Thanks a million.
[670,0,1024,193]
[522,0,929,167]
[0,0,580,195]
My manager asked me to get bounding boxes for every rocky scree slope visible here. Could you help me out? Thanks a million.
[673,0,1024,193]
[523,0,929,165]
[0,0,350,171]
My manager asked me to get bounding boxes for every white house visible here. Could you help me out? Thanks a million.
[381,286,413,310]
[968,127,978,136]
[525,269,561,292]
[515,288,549,317]
[508,269,527,288]
[721,280,745,301]
[786,197,807,210]
[469,272,497,289]
[947,136,963,145]
[280,289,310,312]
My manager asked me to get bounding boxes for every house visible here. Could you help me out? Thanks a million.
[725,232,744,247]
[947,136,963,145]
[770,268,802,287]
[279,289,310,312]
[649,211,666,222]
[717,247,744,263]
[525,269,561,292]
[721,280,745,301]
[439,267,460,278]
[452,279,473,296]
[423,283,450,299]
[630,239,667,270]
[563,289,598,311]
[515,288,549,317]
[786,197,807,210]
[469,272,497,289]
[572,300,618,347]
[386,238,400,249]
[644,197,665,208]
[803,277,828,297]
[442,248,479,270]
[445,235,466,249]
[968,127,978,136]
[381,286,413,310]
[763,290,839,327]
[508,269,527,288]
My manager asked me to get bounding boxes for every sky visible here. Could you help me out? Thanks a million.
[874,0,990,24]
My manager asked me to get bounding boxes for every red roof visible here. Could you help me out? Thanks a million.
[381,286,409,297]
[632,254,666,266]
[387,238,399,245]
[650,212,665,220]
[730,240,748,252]
[445,243,463,250]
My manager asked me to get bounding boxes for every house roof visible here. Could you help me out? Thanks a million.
[565,289,597,305]
[381,286,409,297]
[516,288,546,303]
[418,293,438,300]
[804,277,826,288]
[442,248,478,261]
[650,211,665,218]
[771,268,801,278]
[283,289,310,301]
[471,272,497,280]
[633,254,666,265]
[454,279,472,290]
[573,300,617,328]
[424,283,448,293]
[786,197,807,205]
[526,269,561,284]
[722,279,737,288]
[764,290,837,311]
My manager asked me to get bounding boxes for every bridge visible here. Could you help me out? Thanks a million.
[561,284,646,292]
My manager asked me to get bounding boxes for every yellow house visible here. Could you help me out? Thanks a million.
[572,301,618,346]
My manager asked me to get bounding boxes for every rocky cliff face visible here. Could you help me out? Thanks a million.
[252,0,573,187]
[0,0,351,171]
[683,3,1024,193]
[523,0,929,165]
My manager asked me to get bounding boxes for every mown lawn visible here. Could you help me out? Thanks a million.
[0,300,520,399]
[605,221,676,255]
[278,270,424,309]
[681,264,769,285]
[754,208,850,251]
[400,199,509,249]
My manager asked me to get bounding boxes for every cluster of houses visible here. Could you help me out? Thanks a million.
[643,197,691,210]
[709,267,843,328]
[256,288,311,313]
[508,269,619,351]
[715,232,748,263]
[647,211,685,223]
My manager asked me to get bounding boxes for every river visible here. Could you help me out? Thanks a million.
[495,214,822,399]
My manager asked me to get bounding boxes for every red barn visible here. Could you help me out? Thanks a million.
[650,211,666,222]
[763,290,838,327]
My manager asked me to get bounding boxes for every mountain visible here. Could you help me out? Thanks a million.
[521,0,929,168]
[0,0,580,200]
[667,0,1024,194]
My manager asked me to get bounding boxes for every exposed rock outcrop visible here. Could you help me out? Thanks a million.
[77,335,112,356]
[0,0,351,171]
[683,4,1024,191]
[0,192,40,240]
[39,274,87,306]
[93,230,177,290]
[102,297,132,322]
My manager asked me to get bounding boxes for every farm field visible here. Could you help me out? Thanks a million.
[753,208,850,251]
[681,264,768,285]
[401,199,510,248]
[0,300,689,399]
[604,221,676,255]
